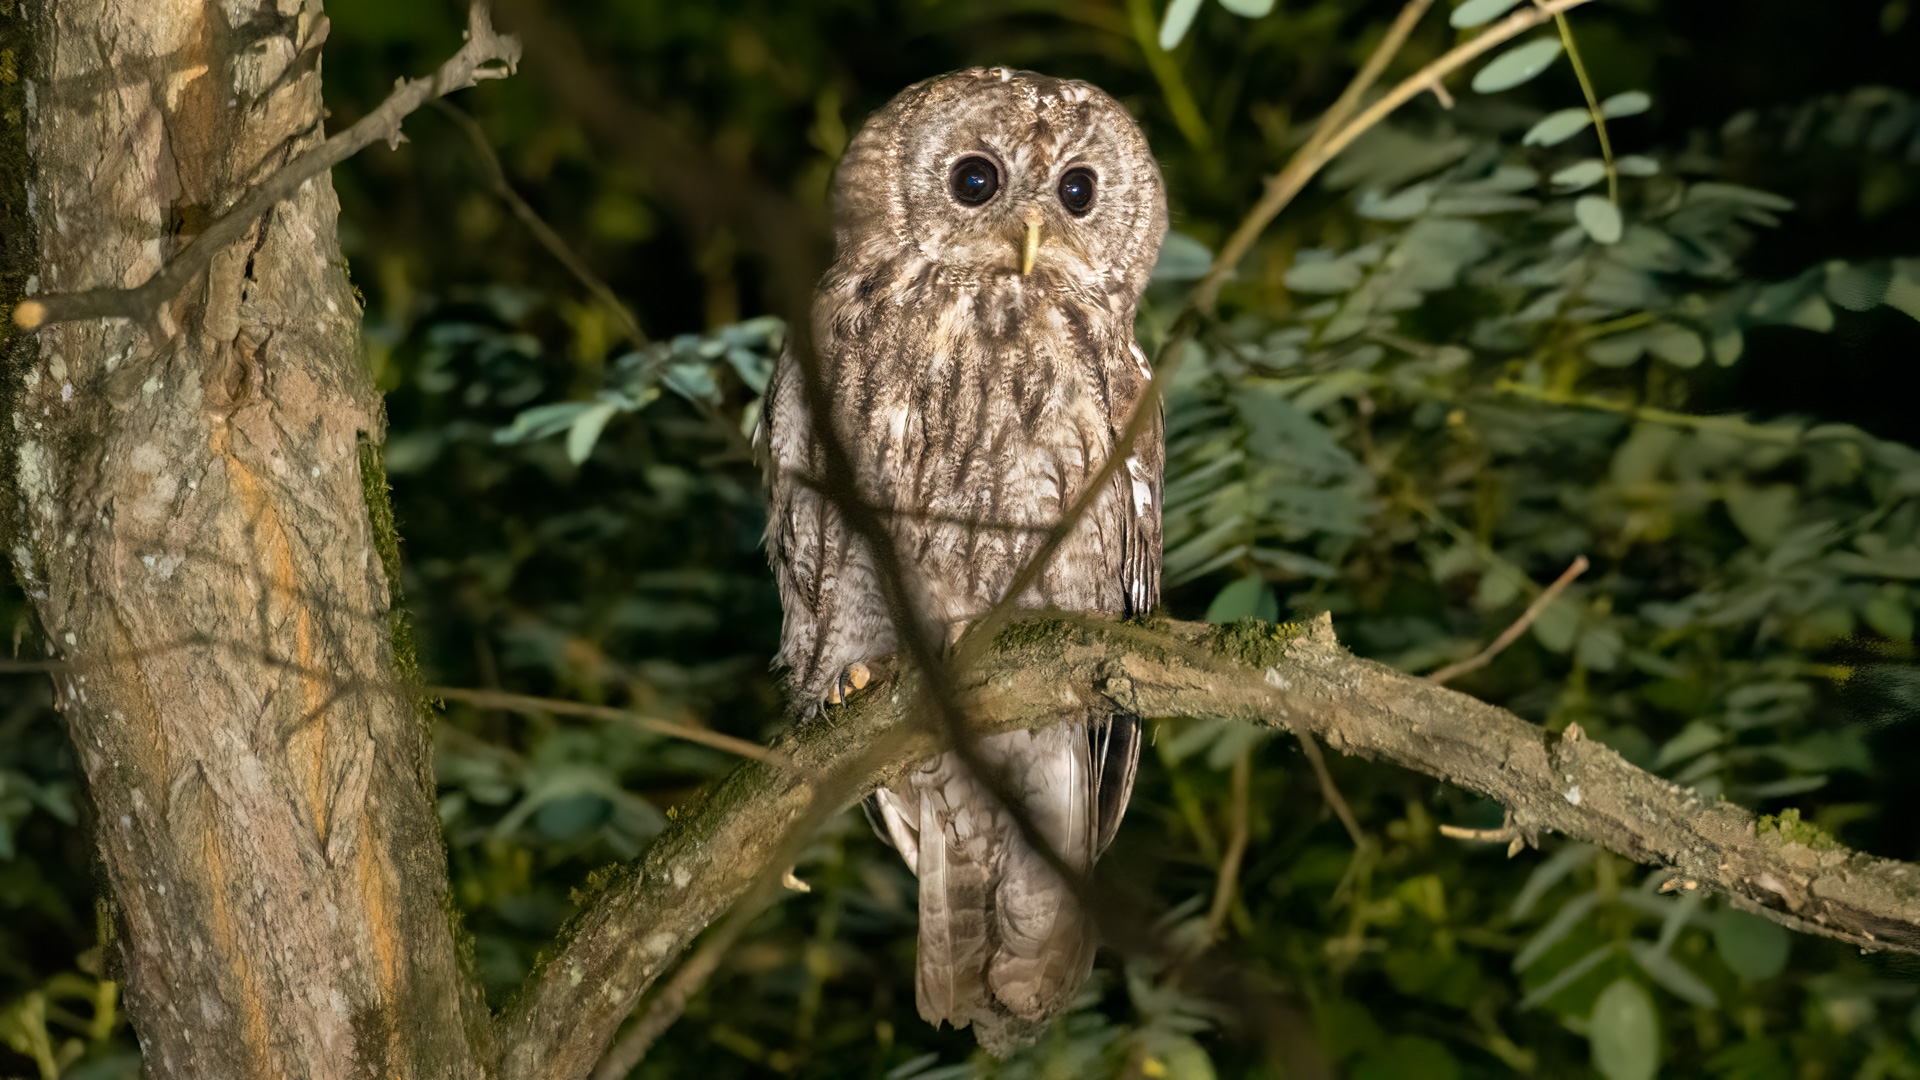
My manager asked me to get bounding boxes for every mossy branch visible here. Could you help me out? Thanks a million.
[496,612,1920,1077]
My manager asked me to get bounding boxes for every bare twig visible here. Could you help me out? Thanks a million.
[12,2,521,330]
[1553,11,1618,203]
[430,101,648,348]
[1429,555,1590,684]
[1441,808,1534,857]
[1296,732,1366,851]
[1205,747,1253,940]
[429,685,787,766]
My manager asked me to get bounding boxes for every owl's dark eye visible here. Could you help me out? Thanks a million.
[948,156,1000,206]
[1058,167,1097,215]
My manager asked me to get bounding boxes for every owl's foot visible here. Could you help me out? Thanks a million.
[942,619,972,655]
[823,658,891,707]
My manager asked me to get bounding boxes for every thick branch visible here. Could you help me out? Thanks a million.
[11,2,521,330]
[499,613,1920,1074]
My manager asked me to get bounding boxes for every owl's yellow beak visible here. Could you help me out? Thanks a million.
[1020,218,1042,275]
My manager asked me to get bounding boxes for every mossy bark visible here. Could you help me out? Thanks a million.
[1,1,485,1076]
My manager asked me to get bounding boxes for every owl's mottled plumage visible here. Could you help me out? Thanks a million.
[761,68,1167,1053]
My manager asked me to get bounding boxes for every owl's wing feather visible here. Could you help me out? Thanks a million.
[1119,342,1165,618]
[913,772,992,1029]
[865,787,920,868]
[908,724,1104,1048]
[1090,713,1140,857]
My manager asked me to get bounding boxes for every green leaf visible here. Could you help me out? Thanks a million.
[1514,890,1600,971]
[1477,568,1522,609]
[1217,0,1275,16]
[1587,330,1649,367]
[662,360,721,404]
[1356,186,1433,220]
[1785,294,1835,331]
[1864,588,1915,641]
[1354,1036,1461,1080]
[1551,160,1609,191]
[1589,979,1660,1080]
[1645,323,1704,367]
[1713,328,1745,366]
[1153,231,1216,283]
[1471,38,1564,94]
[1616,154,1660,176]
[566,401,622,464]
[1824,261,1890,311]
[1205,574,1277,623]
[1600,91,1652,118]
[1689,182,1796,212]
[1576,625,1623,671]
[1531,596,1580,653]
[1611,423,1681,486]
[534,792,612,838]
[1520,943,1615,1008]
[1886,259,1920,320]
[1723,483,1797,547]
[1575,195,1625,244]
[496,401,594,444]
[1628,942,1718,1008]
[1512,845,1596,920]
[1654,720,1724,770]
[1159,0,1204,49]
[1450,0,1522,28]
[1524,108,1594,147]
[1711,909,1790,981]
[1284,254,1363,294]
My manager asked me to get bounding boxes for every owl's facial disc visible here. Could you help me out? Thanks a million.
[832,69,1168,298]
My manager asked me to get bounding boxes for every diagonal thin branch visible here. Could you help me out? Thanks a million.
[1296,731,1366,851]
[1430,555,1589,684]
[429,685,787,766]
[1204,747,1253,940]
[429,101,648,348]
[12,2,521,330]
[1191,0,1597,316]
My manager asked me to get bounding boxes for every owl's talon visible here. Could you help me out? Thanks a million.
[822,659,889,709]
[942,620,973,656]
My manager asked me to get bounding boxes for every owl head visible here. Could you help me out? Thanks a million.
[832,68,1168,304]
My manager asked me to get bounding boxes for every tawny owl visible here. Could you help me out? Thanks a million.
[761,67,1167,1053]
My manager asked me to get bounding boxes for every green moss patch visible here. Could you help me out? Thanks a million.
[1756,808,1840,852]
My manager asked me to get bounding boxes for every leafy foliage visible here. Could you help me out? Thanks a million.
[7,1,1920,1078]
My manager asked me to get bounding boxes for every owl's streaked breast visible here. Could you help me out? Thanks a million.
[815,266,1148,630]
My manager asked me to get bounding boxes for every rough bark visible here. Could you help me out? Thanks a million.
[3,1,486,1076]
[500,613,1920,1075]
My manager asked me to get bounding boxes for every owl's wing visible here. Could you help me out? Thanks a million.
[1087,341,1160,856]
[760,346,847,705]
[1118,340,1165,619]
[910,724,1102,1054]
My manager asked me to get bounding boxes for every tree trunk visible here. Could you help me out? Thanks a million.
[3,1,486,1076]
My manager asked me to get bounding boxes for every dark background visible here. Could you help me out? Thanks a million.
[6,1,1920,1077]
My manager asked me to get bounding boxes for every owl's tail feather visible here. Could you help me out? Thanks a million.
[879,716,1139,1056]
